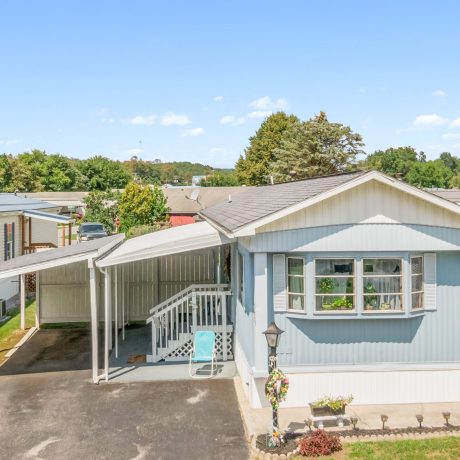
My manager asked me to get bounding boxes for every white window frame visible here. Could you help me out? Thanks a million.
[237,251,244,304]
[314,258,356,313]
[6,223,14,260]
[362,257,404,313]
[410,255,424,311]
[286,257,306,312]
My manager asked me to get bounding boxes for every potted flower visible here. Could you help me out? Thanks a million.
[364,283,378,310]
[309,395,354,416]
[319,278,335,310]
[331,297,353,310]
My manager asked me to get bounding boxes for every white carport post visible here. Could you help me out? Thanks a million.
[121,264,125,341]
[20,273,26,330]
[89,264,99,383]
[114,265,118,359]
[104,268,112,382]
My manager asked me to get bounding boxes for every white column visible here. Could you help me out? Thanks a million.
[20,273,26,330]
[104,268,112,381]
[114,265,118,358]
[253,253,268,373]
[122,264,125,341]
[35,271,40,328]
[89,266,99,383]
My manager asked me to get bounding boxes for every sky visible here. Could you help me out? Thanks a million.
[1,1,460,168]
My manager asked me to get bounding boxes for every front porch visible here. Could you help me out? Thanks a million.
[108,323,237,382]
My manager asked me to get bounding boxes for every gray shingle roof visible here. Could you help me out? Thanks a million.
[0,193,58,213]
[200,171,369,233]
[0,234,124,276]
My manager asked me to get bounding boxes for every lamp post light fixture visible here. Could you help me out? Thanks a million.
[416,414,423,429]
[350,416,358,430]
[262,321,284,445]
[442,412,451,426]
[380,414,388,430]
[305,418,313,432]
[263,321,284,372]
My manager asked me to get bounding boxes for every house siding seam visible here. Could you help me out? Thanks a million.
[270,252,460,367]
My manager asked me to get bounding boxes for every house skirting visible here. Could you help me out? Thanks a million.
[234,352,460,408]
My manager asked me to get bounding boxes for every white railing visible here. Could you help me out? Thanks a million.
[146,284,231,363]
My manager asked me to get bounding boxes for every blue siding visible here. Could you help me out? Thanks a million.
[274,252,460,366]
[234,243,255,366]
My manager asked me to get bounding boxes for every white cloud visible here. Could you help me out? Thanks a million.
[160,113,191,126]
[433,89,446,97]
[182,127,205,137]
[126,115,157,125]
[125,148,144,156]
[450,117,460,128]
[413,114,449,126]
[249,96,289,111]
[247,110,272,119]
[214,96,224,102]
[220,115,245,126]
[442,133,460,140]
[0,139,21,145]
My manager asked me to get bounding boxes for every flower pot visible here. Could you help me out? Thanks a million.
[309,404,346,417]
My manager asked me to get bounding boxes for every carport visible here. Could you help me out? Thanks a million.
[0,235,124,383]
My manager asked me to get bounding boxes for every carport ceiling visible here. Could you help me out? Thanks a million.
[0,234,124,280]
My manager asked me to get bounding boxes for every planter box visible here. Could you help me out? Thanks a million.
[309,404,346,417]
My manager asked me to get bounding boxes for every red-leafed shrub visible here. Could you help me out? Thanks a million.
[298,429,342,457]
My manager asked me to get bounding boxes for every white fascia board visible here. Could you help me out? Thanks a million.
[0,253,93,281]
[232,171,460,236]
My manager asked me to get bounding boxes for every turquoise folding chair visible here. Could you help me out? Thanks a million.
[189,331,216,379]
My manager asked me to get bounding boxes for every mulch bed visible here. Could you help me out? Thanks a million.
[256,432,302,455]
[256,425,460,456]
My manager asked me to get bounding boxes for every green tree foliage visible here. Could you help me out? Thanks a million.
[76,156,130,191]
[439,152,460,173]
[405,160,453,188]
[362,147,423,177]
[118,182,169,232]
[200,172,240,186]
[0,154,13,191]
[235,112,300,185]
[271,112,364,182]
[82,190,121,233]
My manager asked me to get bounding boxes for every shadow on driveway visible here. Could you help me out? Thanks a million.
[0,329,249,459]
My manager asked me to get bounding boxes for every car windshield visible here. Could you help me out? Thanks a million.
[81,224,104,232]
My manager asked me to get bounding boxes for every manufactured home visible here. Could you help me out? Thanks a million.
[2,171,460,409]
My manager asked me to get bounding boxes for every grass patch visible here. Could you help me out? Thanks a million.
[0,300,36,363]
[348,436,460,459]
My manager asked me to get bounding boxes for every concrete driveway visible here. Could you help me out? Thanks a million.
[0,329,249,460]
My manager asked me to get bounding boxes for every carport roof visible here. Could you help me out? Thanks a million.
[0,234,124,280]
[97,221,230,268]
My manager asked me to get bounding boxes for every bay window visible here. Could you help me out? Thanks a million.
[315,259,355,312]
[363,258,403,311]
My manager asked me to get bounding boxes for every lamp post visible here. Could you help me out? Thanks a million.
[263,321,284,442]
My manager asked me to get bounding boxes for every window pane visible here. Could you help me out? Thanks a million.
[412,274,423,292]
[288,276,304,294]
[412,292,424,309]
[315,259,354,276]
[411,257,423,275]
[316,277,354,294]
[363,294,403,311]
[316,295,354,311]
[288,258,304,276]
[289,294,304,310]
[363,259,401,275]
[363,276,402,294]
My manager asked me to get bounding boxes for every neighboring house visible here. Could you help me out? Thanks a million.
[3,171,460,410]
[430,188,460,205]
[0,194,71,303]
[26,191,88,216]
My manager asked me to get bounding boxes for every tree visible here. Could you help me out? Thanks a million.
[200,172,240,186]
[362,147,423,178]
[118,182,169,232]
[235,112,300,185]
[41,154,78,191]
[271,111,364,182]
[0,154,13,191]
[405,160,453,188]
[77,156,130,191]
[82,190,121,233]
[439,152,460,173]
